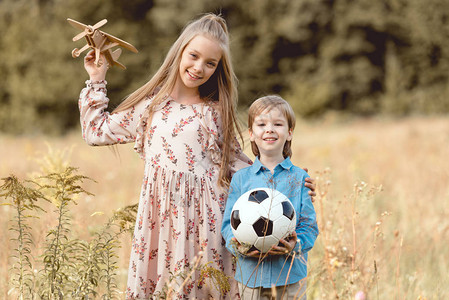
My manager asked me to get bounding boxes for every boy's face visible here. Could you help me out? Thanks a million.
[249,107,293,159]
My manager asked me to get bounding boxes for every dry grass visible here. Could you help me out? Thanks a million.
[293,116,449,299]
[1,116,448,299]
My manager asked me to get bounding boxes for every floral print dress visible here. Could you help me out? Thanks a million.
[79,80,251,299]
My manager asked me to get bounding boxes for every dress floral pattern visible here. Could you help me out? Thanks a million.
[79,80,251,299]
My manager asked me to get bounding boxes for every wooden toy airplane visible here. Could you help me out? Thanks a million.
[67,18,138,70]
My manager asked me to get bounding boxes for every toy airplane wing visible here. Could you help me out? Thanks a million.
[67,18,88,31]
[67,18,138,70]
[100,31,138,53]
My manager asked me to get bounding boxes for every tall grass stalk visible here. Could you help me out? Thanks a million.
[309,168,387,299]
[395,236,403,300]
[315,169,339,299]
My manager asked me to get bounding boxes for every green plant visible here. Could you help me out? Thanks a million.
[2,164,229,299]
[0,175,47,300]
[95,205,138,299]
[0,166,135,299]
[198,262,231,296]
[36,167,93,299]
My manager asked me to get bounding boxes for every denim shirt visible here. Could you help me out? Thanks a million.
[221,157,318,288]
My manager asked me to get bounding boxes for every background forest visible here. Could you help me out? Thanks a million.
[1,0,449,134]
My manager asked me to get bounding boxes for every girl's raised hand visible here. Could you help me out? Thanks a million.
[84,50,109,81]
[302,167,316,202]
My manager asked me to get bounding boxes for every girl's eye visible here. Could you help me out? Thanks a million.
[207,62,216,67]
[190,53,197,58]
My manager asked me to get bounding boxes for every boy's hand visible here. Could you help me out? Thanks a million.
[267,232,298,256]
[231,238,261,257]
[303,168,316,202]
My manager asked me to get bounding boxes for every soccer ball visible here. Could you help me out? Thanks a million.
[230,187,296,253]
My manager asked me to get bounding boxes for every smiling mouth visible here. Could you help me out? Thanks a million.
[187,70,202,80]
[263,138,278,141]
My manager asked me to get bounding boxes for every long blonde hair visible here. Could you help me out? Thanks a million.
[113,13,242,188]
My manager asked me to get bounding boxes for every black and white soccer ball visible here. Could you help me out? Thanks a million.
[230,187,296,253]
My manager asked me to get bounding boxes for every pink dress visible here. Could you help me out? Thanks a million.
[79,80,251,299]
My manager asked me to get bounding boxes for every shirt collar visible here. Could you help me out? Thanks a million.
[250,157,265,174]
[279,157,293,170]
[251,157,293,174]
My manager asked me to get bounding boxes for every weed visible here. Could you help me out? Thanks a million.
[1,166,228,299]
[0,175,47,300]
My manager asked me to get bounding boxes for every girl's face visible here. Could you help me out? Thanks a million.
[178,35,222,91]
[249,107,293,159]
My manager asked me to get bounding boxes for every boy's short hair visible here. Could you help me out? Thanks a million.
[248,95,296,158]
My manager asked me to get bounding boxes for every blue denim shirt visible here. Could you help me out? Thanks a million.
[221,157,318,288]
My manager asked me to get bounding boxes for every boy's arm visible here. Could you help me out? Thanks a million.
[221,173,242,256]
[294,174,319,254]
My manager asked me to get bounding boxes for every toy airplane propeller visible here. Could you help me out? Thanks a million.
[67,18,138,70]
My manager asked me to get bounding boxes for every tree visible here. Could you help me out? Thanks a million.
[1,0,449,134]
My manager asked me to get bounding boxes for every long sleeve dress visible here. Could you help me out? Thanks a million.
[78,80,252,299]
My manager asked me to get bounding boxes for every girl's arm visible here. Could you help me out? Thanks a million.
[302,168,317,200]
[230,138,253,174]
[294,174,319,254]
[202,105,252,170]
[79,81,148,146]
[79,51,149,146]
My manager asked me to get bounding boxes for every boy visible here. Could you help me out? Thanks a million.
[221,95,318,300]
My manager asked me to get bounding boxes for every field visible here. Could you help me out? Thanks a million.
[1,116,448,299]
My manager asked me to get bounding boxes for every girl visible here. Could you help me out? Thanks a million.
[80,13,251,299]
[79,13,314,299]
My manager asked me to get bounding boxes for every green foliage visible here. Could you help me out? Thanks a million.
[37,167,94,299]
[94,206,139,299]
[110,203,139,236]
[1,0,449,134]
[152,252,230,299]
[0,167,130,299]
[0,175,47,300]
[1,165,227,299]
[199,262,231,296]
